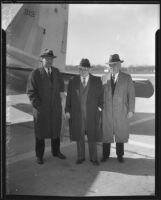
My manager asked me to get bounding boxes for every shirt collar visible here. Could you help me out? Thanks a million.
[44,67,52,74]
[80,75,89,83]
[112,72,119,82]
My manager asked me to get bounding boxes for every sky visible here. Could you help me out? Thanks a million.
[66,4,160,67]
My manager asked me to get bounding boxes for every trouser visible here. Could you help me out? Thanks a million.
[35,137,60,158]
[77,137,98,162]
[102,143,124,158]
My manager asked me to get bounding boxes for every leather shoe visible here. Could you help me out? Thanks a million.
[36,157,44,164]
[117,156,124,163]
[76,159,85,164]
[101,157,109,162]
[91,160,99,166]
[53,152,66,159]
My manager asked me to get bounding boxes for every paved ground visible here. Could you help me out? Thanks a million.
[6,139,155,196]
[6,75,155,196]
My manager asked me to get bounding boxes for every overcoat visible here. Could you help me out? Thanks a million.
[65,74,104,142]
[26,66,64,139]
[102,71,135,143]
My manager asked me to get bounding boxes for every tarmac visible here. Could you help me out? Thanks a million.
[6,79,155,196]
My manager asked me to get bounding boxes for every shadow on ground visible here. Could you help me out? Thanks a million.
[130,112,155,136]
[7,143,155,196]
[12,103,33,115]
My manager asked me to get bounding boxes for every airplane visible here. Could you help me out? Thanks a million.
[2,5,155,196]
[2,3,154,98]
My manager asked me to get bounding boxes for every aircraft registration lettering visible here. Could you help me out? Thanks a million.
[24,8,35,17]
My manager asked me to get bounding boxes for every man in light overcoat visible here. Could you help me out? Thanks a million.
[26,49,66,164]
[65,58,103,166]
[101,54,135,163]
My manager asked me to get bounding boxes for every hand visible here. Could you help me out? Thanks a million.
[98,107,102,112]
[102,72,111,85]
[65,112,70,120]
[62,110,66,119]
[127,112,134,119]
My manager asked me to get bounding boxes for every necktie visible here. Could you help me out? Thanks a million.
[111,74,115,96]
[112,74,115,83]
[48,68,52,82]
[47,68,50,76]
[83,77,86,87]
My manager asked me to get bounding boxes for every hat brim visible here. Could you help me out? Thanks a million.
[106,60,124,64]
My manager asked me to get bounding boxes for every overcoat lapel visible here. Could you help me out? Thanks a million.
[40,67,46,78]
[87,74,92,103]
[114,72,123,97]
[105,79,112,100]
[40,67,50,82]
[74,76,81,99]
[50,67,57,83]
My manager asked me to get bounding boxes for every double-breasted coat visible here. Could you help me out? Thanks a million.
[26,66,64,139]
[102,71,135,143]
[65,74,104,142]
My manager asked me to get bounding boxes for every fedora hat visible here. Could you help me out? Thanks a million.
[106,54,124,64]
[80,58,91,68]
[40,49,57,58]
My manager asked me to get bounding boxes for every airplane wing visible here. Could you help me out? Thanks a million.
[95,72,154,98]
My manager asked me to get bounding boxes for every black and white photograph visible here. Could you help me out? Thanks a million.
[2,2,160,197]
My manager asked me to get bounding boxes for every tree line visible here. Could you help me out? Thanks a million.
[66,65,155,74]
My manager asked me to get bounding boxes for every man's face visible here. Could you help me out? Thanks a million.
[42,56,54,68]
[109,62,121,74]
[79,66,90,77]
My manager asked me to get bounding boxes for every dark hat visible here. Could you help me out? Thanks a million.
[106,54,124,64]
[40,49,57,58]
[80,58,91,68]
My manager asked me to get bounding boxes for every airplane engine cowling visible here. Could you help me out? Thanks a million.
[133,80,154,98]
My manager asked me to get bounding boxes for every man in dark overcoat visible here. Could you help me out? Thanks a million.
[101,54,135,163]
[26,49,66,164]
[65,58,103,166]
